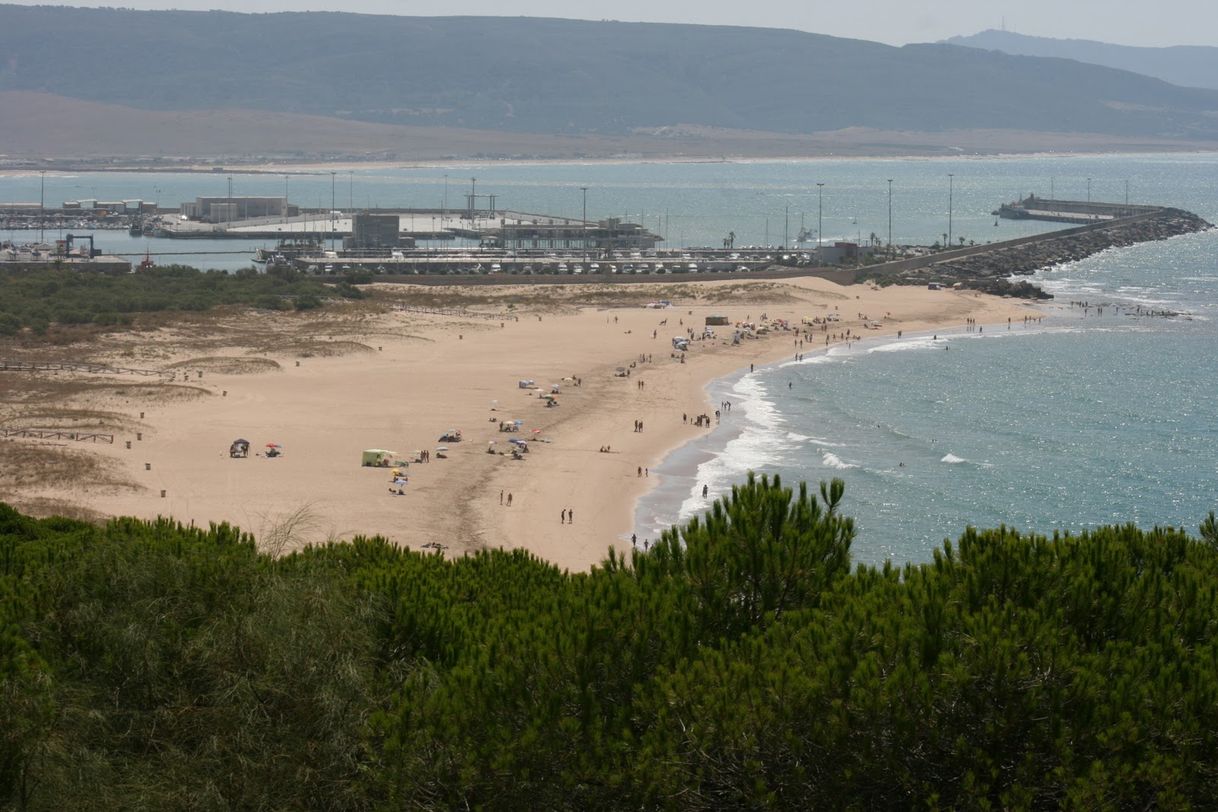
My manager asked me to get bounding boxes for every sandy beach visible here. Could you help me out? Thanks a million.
[0,277,1034,570]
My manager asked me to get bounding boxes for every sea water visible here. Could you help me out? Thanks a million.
[3,154,1217,563]
[635,183,1218,564]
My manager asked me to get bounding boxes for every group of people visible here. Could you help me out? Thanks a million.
[560,508,575,524]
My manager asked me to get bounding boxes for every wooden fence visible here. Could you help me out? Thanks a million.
[0,359,170,377]
[1,428,114,444]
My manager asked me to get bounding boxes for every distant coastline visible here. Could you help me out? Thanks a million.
[7,141,1218,176]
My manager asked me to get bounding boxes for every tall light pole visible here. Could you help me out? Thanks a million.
[470,177,477,220]
[39,170,45,244]
[886,178,893,259]
[442,174,448,218]
[947,173,954,249]
[580,186,588,263]
[1125,179,1130,206]
[283,175,289,227]
[784,203,789,249]
[1087,177,1092,203]
[816,182,824,255]
[330,171,336,250]
[349,171,353,212]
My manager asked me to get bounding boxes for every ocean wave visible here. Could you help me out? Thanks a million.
[940,453,968,464]
[786,431,810,441]
[868,337,943,353]
[776,354,835,369]
[731,374,783,431]
[822,452,859,470]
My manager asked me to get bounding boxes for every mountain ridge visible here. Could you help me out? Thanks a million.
[3,6,1218,156]
[945,30,1218,91]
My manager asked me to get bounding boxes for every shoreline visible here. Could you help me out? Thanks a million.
[6,148,1218,178]
[0,278,1035,571]
[629,316,1061,549]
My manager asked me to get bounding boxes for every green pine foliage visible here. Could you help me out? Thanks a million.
[2,475,1218,808]
[0,266,361,335]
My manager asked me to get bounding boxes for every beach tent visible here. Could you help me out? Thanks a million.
[362,449,396,467]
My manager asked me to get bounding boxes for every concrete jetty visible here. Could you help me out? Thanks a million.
[861,204,1212,297]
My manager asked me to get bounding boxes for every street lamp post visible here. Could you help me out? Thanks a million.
[886,178,893,259]
[330,171,337,249]
[1125,179,1130,207]
[784,204,789,249]
[580,186,588,263]
[816,182,825,257]
[470,177,477,220]
[283,175,289,227]
[39,170,45,244]
[947,173,954,249]
[442,174,448,218]
[1087,177,1092,203]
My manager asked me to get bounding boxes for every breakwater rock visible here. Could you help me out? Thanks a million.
[864,208,1213,299]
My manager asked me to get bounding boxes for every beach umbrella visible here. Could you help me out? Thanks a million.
[266,442,281,448]
[235,438,249,444]
[532,428,542,434]
[436,446,449,452]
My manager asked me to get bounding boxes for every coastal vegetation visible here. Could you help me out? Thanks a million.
[0,265,362,336]
[4,474,1218,808]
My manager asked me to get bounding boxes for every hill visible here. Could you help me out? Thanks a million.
[946,30,1218,91]
[3,6,1218,148]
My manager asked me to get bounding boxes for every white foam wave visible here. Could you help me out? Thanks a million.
[868,337,943,353]
[776,354,835,369]
[822,452,859,470]
[940,453,968,464]
[786,431,810,441]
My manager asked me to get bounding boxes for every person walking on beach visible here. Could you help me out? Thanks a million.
[507,492,513,507]
[568,508,573,523]
[702,484,709,498]
[500,489,504,505]
[638,466,642,478]
[561,509,567,524]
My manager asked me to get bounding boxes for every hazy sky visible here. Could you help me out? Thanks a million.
[9,0,1218,47]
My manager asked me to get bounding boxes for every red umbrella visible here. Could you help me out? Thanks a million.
[266,442,282,448]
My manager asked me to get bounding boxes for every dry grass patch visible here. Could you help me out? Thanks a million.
[105,383,213,403]
[0,407,141,433]
[255,339,376,358]
[167,356,283,374]
[0,495,109,523]
[0,439,141,492]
